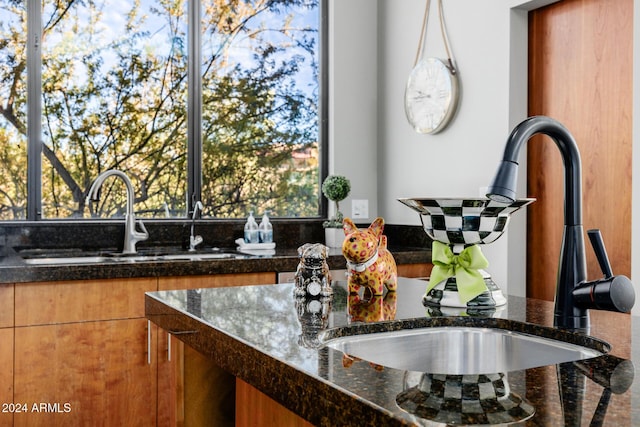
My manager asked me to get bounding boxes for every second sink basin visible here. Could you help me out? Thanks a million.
[23,256,114,265]
[323,322,608,375]
[157,253,237,261]
[22,251,242,265]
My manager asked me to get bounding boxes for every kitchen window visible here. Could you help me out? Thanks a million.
[0,0,324,220]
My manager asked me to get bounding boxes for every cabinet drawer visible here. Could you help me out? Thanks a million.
[15,278,157,326]
[158,272,276,291]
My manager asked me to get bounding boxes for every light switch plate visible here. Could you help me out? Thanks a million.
[352,199,369,219]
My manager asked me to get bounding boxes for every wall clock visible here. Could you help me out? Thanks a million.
[405,57,459,134]
[404,0,460,134]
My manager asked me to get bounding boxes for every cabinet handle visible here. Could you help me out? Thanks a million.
[165,330,197,361]
[147,320,152,365]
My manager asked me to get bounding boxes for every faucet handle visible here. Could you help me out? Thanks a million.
[587,229,614,278]
[573,275,635,313]
[573,229,635,313]
[134,219,149,241]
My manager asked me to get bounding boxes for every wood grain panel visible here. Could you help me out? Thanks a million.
[527,0,632,300]
[0,328,13,427]
[14,318,157,427]
[236,378,313,427]
[158,272,277,291]
[0,283,13,328]
[397,262,432,279]
[182,344,236,427]
[157,272,275,426]
[14,277,158,326]
[157,330,185,427]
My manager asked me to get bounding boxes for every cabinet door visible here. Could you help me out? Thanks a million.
[0,284,14,426]
[158,272,277,291]
[236,379,313,427]
[0,328,13,427]
[0,284,13,328]
[14,318,157,427]
[157,328,184,427]
[157,272,276,427]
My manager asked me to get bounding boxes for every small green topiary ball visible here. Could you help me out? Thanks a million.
[322,175,351,202]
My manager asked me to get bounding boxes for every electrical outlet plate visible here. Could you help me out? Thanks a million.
[352,199,369,220]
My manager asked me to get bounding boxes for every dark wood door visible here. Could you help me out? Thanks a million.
[527,0,632,300]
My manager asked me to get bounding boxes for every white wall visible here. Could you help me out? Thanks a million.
[378,1,525,296]
[328,0,379,221]
[331,0,557,296]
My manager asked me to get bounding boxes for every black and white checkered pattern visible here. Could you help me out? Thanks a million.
[423,275,507,308]
[398,198,534,246]
[396,373,535,424]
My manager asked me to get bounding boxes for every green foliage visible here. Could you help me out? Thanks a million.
[322,175,350,202]
[321,174,350,228]
[0,0,320,219]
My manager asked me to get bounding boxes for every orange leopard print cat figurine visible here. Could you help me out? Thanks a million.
[347,291,398,323]
[342,217,398,296]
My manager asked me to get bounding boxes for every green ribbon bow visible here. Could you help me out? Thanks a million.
[428,241,489,304]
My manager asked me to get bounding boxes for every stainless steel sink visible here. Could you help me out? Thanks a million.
[22,251,241,265]
[23,256,114,265]
[323,326,605,375]
[157,253,237,261]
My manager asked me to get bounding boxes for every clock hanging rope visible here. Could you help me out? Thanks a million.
[405,0,460,134]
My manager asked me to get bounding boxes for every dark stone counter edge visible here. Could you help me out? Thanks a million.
[144,292,624,427]
[0,247,430,284]
[145,293,413,427]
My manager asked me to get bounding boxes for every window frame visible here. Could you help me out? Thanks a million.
[20,0,327,222]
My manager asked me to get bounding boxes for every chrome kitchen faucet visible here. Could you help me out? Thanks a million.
[189,201,204,251]
[86,169,149,254]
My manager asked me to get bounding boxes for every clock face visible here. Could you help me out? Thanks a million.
[404,57,459,134]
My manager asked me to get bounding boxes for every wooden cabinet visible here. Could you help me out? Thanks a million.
[0,328,13,427]
[0,284,14,427]
[157,329,183,427]
[0,283,13,328]
[158,272,277,292]
[14,319,157,427]
[3,272,278,427]
[157,272,277,427]
[236,379,313,427]
[13,278,158,427]
[14,277,154,325]
[397,262,432,279]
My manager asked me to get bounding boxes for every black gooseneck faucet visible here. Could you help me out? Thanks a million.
[486,116,635,329]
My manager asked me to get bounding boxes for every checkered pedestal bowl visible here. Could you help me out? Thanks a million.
[398,198,534,250]
[397,371,535,425]
[398,198,534,309]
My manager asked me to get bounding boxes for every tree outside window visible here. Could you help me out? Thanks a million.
[0,0,321,220]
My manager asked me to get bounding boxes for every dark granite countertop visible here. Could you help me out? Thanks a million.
[145,278,639,426]
[0,246,430,284]
[0,222,431,283]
